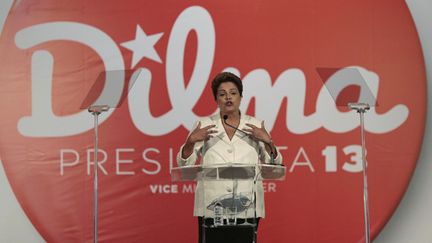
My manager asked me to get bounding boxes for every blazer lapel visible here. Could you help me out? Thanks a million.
[230,115,248,143]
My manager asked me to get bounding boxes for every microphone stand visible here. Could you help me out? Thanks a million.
[348,102,371,243]
[88,105,109,243]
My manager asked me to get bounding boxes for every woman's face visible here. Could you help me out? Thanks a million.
[216,81,242,115]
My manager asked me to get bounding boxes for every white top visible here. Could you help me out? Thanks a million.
[177,113,282,218]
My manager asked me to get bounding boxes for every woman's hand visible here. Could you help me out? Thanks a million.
[182,122,216,159]
[245,121,277,159]
[244,121,271,144]
[187,122,217,144]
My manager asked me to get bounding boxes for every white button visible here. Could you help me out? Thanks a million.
[227,149,233,153]
[226,187,232,192]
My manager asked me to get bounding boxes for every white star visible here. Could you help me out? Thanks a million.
[121,25,163,68]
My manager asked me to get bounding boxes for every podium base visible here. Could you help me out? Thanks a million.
[199,217,259,243]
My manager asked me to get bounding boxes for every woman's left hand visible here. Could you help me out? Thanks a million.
[244,121,272,144]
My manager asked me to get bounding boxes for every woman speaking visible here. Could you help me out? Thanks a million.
[177,72,283,243]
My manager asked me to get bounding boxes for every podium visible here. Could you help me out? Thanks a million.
[171,163,286,243]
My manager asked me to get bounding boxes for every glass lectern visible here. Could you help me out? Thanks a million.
[171,163,286,243]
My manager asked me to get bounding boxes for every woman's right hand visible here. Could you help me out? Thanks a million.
[182,122,216,159]
[186,122,217,144]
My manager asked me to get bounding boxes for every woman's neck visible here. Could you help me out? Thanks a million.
[221,111,240,120]
[221,111,241,140]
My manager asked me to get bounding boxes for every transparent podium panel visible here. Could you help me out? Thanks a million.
[80,69,142,110]
[171,163,285,243]
[315,67,378,108]
[171,163,286,182]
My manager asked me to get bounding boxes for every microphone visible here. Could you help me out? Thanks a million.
[223,115,248,136]
[223,115,276,162]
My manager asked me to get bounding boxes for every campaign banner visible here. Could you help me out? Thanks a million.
[0,0,426,242]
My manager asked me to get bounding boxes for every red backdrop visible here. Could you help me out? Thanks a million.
[0,0,426,242]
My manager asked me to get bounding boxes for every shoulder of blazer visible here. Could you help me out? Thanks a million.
[242,114,261,126]
[198,115,218,127]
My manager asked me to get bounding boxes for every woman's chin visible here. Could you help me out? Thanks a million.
[222,107,237,114]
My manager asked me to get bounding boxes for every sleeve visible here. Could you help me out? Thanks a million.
[252,117,282,165]
[176,120,204,166]
[260,142,283,165]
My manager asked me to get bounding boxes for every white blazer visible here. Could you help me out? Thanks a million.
[177,113,282,218]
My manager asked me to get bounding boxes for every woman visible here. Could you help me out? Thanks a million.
[177,72,283,243]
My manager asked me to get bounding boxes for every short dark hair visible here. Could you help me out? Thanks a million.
[211,72,243,100]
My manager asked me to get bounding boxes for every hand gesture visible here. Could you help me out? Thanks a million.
[186,122,217,144]
[244,121,272,144]
[245,121,277,159]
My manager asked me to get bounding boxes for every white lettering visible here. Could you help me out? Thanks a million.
[182,184,195,193]
[322,146,337,172]
[142,148,161,175]
[16,11,409,138]
[15,22,124,137]
[342,145,363,172]
[116,148,135,175]
[60,149,80,175]
[150,184,178,194]
[129,6,215,135]
[289,147,315,172]
[87,149,108,175]
[263,182,277,192]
